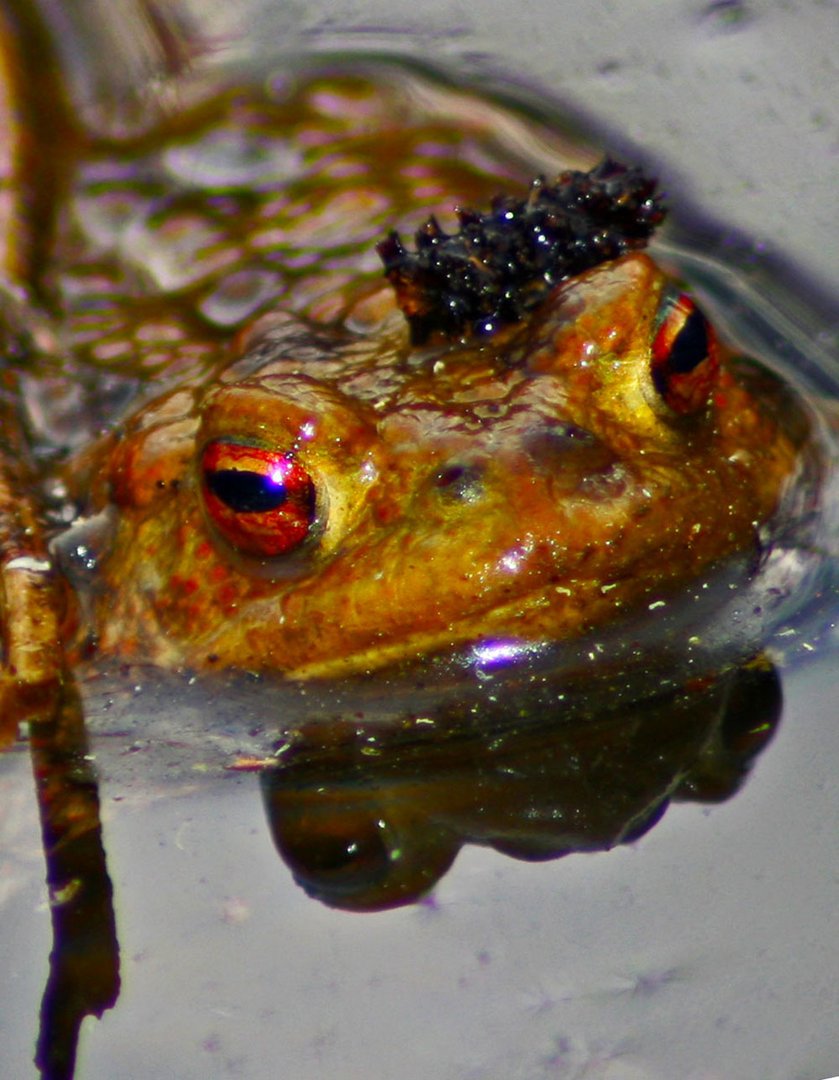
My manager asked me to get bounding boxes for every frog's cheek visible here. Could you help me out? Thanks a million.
[107,417,198,509]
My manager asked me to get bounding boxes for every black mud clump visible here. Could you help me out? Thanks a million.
[377,159,666,345]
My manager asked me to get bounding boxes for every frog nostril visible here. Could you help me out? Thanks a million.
[524,423,623,498]
[524,422,598,458]
[433,464,485,502]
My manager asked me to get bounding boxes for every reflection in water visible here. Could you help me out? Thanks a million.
[27,686,119,1080]
[31,657,780,1074]
[260,660,781,910]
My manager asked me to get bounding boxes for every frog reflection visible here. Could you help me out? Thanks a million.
[260,661,780,911]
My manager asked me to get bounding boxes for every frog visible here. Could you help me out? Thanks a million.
[65,244,798,681]
[0,58,809,742]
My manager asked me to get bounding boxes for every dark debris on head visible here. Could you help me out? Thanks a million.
[377,159,666,345]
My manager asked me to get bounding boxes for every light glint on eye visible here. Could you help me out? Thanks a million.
[201,439,316,558]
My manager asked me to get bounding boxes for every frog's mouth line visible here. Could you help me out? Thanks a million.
[259,545,809,691]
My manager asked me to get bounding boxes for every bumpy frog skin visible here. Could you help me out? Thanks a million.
[74,250,797,679]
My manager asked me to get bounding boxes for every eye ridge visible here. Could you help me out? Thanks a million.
[205,468,290,514]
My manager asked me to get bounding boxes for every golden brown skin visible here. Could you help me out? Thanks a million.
[76,251,798,679]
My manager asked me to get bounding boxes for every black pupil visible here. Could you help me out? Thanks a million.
[205,469,289,513]
[667,307,709,373]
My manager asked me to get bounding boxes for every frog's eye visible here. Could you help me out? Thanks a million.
[201,439,316,558]
[651,293,720,414]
